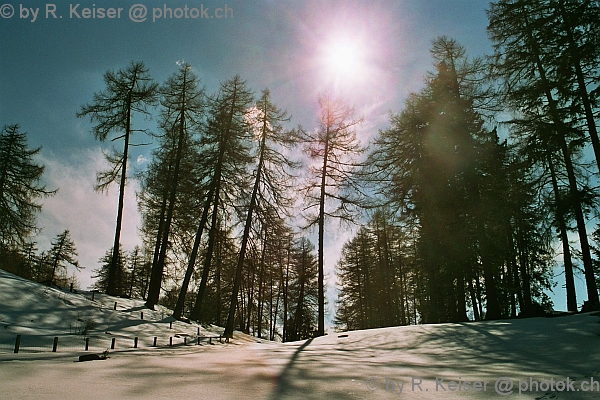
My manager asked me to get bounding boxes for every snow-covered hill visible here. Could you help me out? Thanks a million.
[0,269,256,353]
[1,269,599,399]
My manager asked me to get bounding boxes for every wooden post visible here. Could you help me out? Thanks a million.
[153,337,157,347]
[14,335,21,353]
[111,338,115,349]
[52,337,59,352]
[197,327,200,335]
[209,337,212,345]
[169,321,172,329]
[85,337,89,351]
[140,312,143,320]
[113,302,117,310]
[134,337,138,348]
[197,336,200,345]
[169,337,172,346]
[91,291,95,301]
[70,283,73,293]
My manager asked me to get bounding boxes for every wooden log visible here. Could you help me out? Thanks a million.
[14,335,21,354]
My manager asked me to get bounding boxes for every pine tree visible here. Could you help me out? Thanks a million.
[488,0,600,309]
[363,37,548,321]
[77,61,158,296]
[223,89,298,338]
[92,246,127,294]
[298,95,363,336]
[289,237,318,340]
[46,229,80,284]
[145,63,206,310]
[335,210,412,330]
[187,76,254,322]
[0,124,55,251]
[127,245,153,299]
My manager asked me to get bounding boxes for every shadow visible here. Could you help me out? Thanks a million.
[270,338,314,400]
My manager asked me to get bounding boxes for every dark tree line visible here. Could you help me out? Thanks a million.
[336,0,600,330]
[78,62,322,341]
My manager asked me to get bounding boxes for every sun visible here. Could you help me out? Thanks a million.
[325,39,363,79]
[316,32,369,87]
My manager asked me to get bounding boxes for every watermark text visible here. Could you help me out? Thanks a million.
[0,3,234,23]
[366,376,600,396]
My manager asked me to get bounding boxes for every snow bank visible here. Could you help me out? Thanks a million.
[1,269,599,399]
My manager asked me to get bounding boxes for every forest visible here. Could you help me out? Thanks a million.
[1,0,600,341]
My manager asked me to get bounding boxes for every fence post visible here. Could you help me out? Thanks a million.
[52,337,59,352]
[209,337,212,345]
[85,337,89,351]
[111,338,115,350]
[113,302,117,310]
[91,291,95,301]
[14,335,21,353]
[140,312,143,320]
[197,336,200,345]
[184,337,187,345]
[169,321,172,329]
[134,337,138,348]
[197,327,200,335]
[153,337,157,347]
[169,337,172,346]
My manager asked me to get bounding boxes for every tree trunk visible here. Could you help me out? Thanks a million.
[189,184,221,322]
[256,228,268,338]
[107,80,134,296]
[224,113,268,337]
[556,0,600,175]
[547,151,577,312]
[522,6,599,308]
[172,184,214,319]
[316,125,330,336]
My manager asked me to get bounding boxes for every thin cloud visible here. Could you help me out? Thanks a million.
[35,148,142,289]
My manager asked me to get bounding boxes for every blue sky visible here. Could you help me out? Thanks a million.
[2,1,583,313]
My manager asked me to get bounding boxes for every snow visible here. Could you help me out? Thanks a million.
[1,269,599,399]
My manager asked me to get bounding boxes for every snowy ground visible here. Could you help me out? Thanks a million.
[1,270,599,399]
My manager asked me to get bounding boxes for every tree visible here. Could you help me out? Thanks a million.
[0,124,55,251]
[363,37,556,322]
[298,95,363,336]
[46,229,81,284]
[127,245,152,299]
[77,61,158,296]
[145,63,206,310]
[93,245,152,299]
[92,246,127,294]
[488,0,600,309]
[366,40,473,322]
[335,209,413,331]
[187,76,254,322]
[288,237,318,341]
[223,89,298,338]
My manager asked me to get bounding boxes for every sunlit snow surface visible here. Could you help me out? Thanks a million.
[1,269,599,399]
